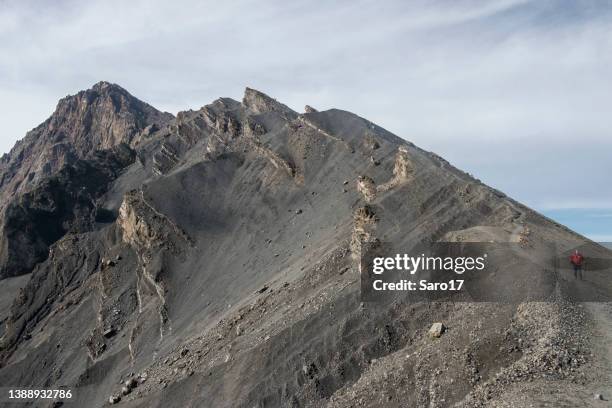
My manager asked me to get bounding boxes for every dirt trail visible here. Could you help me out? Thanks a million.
[586,302,612,403]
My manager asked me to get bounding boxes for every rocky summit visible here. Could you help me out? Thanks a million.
[0,83,610,407]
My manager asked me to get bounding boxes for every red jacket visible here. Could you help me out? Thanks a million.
[569,253,584,266]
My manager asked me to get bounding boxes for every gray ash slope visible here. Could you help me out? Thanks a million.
[0,83,610,407]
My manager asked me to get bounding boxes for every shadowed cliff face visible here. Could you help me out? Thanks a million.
[0,83,608,408]
[0,145,136,278]
[0,82,172,279]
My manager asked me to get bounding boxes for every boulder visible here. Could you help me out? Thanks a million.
[429,323,445,338]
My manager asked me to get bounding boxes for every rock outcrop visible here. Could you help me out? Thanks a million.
[350,205,379,264]
[378,145,413,192]
[357,175,376,202]
[242,87,296,117]
[118,190,192,346]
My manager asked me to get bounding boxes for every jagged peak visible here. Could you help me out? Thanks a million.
[243,87,271,101]
[91,80,127,93]
[0,81,173,201]
[50,81,173,126]
[55,81,141,112]
[53,82,174,124]
[242,87,296,116]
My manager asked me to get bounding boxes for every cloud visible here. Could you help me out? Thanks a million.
[0,0,611,231]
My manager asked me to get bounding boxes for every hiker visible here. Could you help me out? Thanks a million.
[569,250,584,280]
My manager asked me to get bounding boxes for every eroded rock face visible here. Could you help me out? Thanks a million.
[350,205,379,262]
[0,82,172,202]
[357,175,376,202]
[242,87,295,117]
[393,146,412,181]
[117,190,192,345]
[118,192,161,250]
[0,145,136,278]
[48,81,171,152]
[378,145,413,192]
[118,190,191,253]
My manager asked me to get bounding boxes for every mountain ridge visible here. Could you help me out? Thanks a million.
[0,82,609,407]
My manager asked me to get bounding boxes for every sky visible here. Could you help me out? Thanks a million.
[0,0,611,240]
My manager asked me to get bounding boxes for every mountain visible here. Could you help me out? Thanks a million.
[0,83,610,407]
[0,81,172,199]
[0,82,173,278]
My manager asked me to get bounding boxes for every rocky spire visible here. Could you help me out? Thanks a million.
[242,87,296,116]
